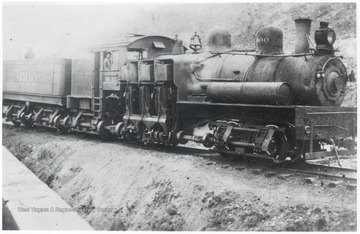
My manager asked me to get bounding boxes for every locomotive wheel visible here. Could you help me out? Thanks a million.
[61,116,71,129]
[12,121,21,127]
[97,121,114,141]
[24,121,33,128]
[53,116,69,133]
[115,122,124,138]
[22,113,34,128]
[53,115,61,128]
[263,125,288,162]
[100,131,114,141]
[270,132,288,161]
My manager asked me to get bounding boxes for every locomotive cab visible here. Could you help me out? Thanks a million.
[63,35,185,135]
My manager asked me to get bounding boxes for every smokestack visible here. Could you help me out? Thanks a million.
[294,18,312,54]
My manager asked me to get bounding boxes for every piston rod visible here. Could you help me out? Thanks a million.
[229,141,256,148]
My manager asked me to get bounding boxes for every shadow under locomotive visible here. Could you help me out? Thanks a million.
[3,18,357,163]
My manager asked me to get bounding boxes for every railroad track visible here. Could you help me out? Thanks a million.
[3,121,357,183]
[173,147,358,183]
[282,162,357,182]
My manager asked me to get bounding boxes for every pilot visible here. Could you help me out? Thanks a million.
[103,52,112,70]
[24,47,35,59]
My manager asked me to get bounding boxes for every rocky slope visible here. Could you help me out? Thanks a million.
[117,3,356,52]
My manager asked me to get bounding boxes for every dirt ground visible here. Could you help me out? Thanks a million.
[2,124,357,231]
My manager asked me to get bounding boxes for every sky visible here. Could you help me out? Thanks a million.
[3,3,158,59]
[3,2,357,60]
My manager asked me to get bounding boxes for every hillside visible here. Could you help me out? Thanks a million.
[119,3,355,53]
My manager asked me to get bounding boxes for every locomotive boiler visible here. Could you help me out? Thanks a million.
[173,19,347,107]
[3,18,356,162]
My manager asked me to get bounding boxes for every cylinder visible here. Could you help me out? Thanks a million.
[294,18,312,54]
[207,82,292,105]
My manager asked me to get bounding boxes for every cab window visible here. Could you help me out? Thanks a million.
[102,50,120,70]
[126,50,147,60]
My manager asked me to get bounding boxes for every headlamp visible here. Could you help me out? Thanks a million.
[326,30,336,45]
[314,21,336,53]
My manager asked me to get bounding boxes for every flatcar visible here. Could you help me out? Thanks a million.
[3,18,356,162]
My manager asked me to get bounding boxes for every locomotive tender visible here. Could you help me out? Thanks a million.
[3,18,356,162]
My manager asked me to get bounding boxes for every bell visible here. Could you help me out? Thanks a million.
[189,32,202,53]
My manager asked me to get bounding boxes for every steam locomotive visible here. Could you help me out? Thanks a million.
[3,18,357,162]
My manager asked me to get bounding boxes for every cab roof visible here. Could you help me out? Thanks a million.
[89,35,175,52]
